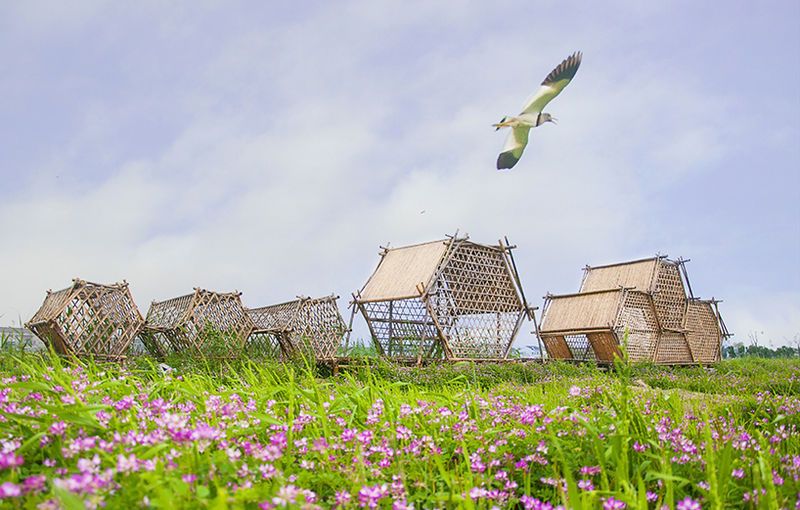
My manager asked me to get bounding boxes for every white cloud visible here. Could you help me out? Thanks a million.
[1,1,797,349]
[721,290,800,348]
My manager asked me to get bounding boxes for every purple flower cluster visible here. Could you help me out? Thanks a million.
[0,363,797,508]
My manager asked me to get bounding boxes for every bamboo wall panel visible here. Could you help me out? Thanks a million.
[620,329,659,362]
[684,301,722,363]
[587,331,621,362]
[248,296,346,360]
[652,261,687,330]
[289,296,347,359]
[615,291,659,362]
[435,242,523,358]
[245,332,284,359]
[542,335,571,359]
[655,332,693,364]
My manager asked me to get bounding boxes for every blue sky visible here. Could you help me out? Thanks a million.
[1,1,798,348]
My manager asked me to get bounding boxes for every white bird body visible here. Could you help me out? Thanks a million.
[495,52,582,170]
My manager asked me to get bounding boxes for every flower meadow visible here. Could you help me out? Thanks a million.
[0,353,798,509]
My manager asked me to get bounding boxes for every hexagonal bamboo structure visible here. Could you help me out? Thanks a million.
[26,279,143,360]
[140,288,253,358]
[539,256,730,364]
[246,295,347,360]
[351,235,530,362]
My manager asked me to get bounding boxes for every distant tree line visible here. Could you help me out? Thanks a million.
[723,343,799,359]
[722,332,800,359]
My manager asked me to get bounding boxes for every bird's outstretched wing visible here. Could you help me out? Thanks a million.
[520,51,582,115]
[497,125,531,170]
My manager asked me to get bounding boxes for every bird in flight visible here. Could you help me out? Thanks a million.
[494,51,582,170]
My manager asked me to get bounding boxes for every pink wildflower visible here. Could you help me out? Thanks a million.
[0,451,23,469]
[603,497,626,510]
[469,487,489,499]
[272,484,301,506]
[579,465,601,476]
[676,497,701,510]
[0,482,21,498]
[334,490,351,507]
[520,495,558,510]
[22,475,47,494]
[358,483,388,508]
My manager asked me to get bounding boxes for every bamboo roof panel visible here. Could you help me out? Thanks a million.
[28,287,74,326]
[144,293,195,329]
[359,240,449,302]
[580,258,658,293]
[540,290,624,333]
[248,299,299,333]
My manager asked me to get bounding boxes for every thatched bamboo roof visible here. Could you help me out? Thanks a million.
[359,240,449,302]
[580,257,659,293]
[539,289,624,333]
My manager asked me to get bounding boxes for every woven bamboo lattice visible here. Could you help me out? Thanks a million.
[564,334,595,361]
[247,295,346,360]
[615,290,660,362]
[26,279,143,360]
[683,300,722,363]
[655,332,693,364]
[540,256,727,364]
[354,236,528,361]
[651,260,687,330]
[140,288,253,358]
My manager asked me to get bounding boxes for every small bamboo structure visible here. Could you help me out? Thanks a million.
[140,288,253,358]
[539,256,730,364]
[246,295,347,360]
[26,279,143,360]
[351,235,530,362]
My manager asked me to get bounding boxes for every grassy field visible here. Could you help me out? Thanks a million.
[0,353,797,509]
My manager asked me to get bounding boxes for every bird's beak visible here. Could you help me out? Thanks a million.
[550,117,558,124]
